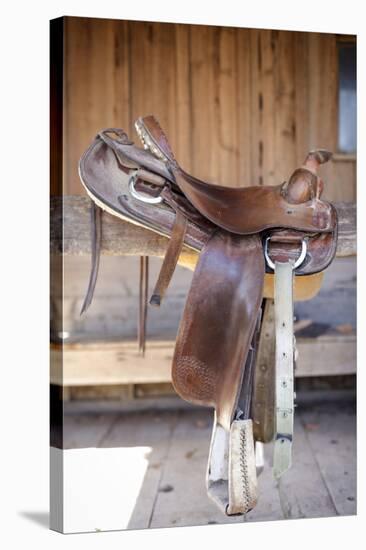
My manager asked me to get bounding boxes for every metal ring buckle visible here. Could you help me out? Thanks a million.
[128,173,163,205]
[264,236,307,271]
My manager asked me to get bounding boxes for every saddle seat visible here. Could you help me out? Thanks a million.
[135,116,335,236]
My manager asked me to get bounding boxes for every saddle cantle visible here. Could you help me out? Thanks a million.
[79,116,338,516]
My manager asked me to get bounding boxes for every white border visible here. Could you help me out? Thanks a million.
[0,0,363,548]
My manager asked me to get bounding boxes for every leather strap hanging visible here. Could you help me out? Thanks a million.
[138,256,149,355]
[150,210,188,306]
[80,202,102,315]
[273,260,295,479]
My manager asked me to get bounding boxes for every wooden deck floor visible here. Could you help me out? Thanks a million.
[62,393,356,532]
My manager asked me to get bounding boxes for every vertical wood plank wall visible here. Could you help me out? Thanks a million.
[62,17,356,202]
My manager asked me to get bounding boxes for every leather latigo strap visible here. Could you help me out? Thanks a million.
[138,256,149,355]
[172,231,264,431]
[80,202,102,315]
[150,210,188,306]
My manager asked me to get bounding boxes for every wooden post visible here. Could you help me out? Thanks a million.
[51,196,356,259]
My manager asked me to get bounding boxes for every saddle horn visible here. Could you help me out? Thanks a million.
[284,149,332,204]
[304,149,333,171]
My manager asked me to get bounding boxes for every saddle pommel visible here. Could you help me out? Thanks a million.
[304,149,332,172]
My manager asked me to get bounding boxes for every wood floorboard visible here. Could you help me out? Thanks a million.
[298,401,356,516]
[275,415,337,519]
[63,413,119,449]
[61,398,356,530]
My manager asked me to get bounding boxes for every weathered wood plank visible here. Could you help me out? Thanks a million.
[236,28,252,186]
[276,415,338,518]
[60,404,353,529]
[295,334,356,377]
[174,24,193,171]
[274,31,296,183]
[50,341,175,386]
[249,30,276,187]
[51,196,179,259]
[51,333,356,386]
[50,196,357,257]
[334,201,357,256]
[58,253,355,344]
[252,300,276,443]
[113,20,132,133]
[64,396,192,414]
[65,17,126,195]
[190,25,218,182]
[129,21,188,165]
[294,32,310,166]
[60,21,356,202]
[190,25,245,187]
[322,158,357,203]
[68,384,134,401]
[299,402,356,516]
[293,31,356,203]
[191,26,226,184]
[216,27,239,186]
[260,30,277,187]
[308,33,343,204]
[63,413,118,449]
[129,21,170,129]
[245,441,284,522]
[308,33,338,154]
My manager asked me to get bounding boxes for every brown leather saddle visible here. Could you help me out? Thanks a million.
[79,116,338,516]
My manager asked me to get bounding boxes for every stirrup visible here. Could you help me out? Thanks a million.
[206,414,258,515]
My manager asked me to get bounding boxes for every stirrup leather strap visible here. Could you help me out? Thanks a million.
[138,256,149,355]
[80,202,102,315]
[273,260,295,479]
